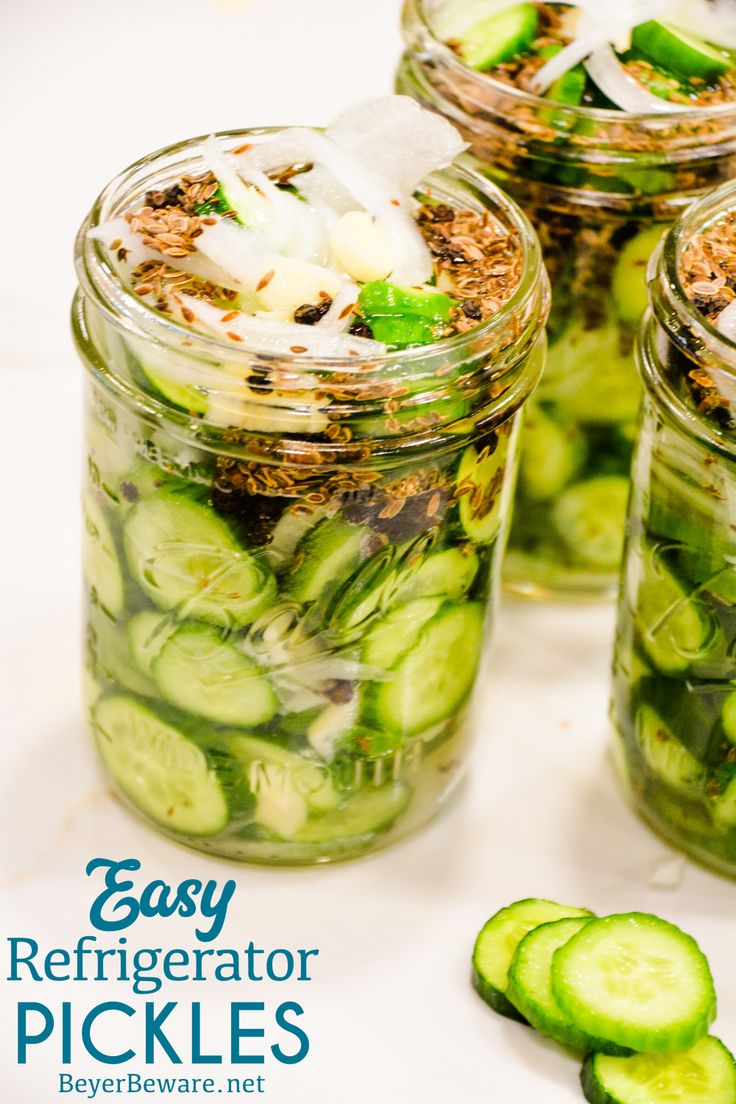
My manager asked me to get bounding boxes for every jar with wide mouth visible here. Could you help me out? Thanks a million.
[74,129,548,865]
[397,0,736,598]
[612,178,736,878]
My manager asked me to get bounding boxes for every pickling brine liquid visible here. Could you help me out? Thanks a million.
[82,374,512,863]
[612,391,736,876]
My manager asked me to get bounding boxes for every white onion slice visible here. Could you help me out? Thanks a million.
[584,44,687,113]
[89,219,150,272]
[281,127,433,286]
[90,219,240,290]
[717,300,736,340]
[173,293,385,359]
[530,0,672,95]
[317,282,361,332]
[325,96,467,199]
[235,160,329,263]
[193,218,272,290]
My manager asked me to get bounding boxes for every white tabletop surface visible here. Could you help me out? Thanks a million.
[2,2,736,1102]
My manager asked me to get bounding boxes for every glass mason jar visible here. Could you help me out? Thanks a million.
[612,179,736,878]
[73,130,549,865]
[397,1,736,598]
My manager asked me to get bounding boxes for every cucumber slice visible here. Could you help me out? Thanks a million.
[285,516,364,604]
[472,898,594,1023]
[456,435,511,544]
[116,463,173,514]
[127,610,178,678]
[519,407,586,501]
[366,602,484,737]
[358,281,454,321]
[265,508,327,573]
[722,692,736,746]
[552,913,716,1055]
[86,607,158,699]
[638,676,721,763]
[153,623,278,727]
[327,545,398,633]
[541,322,640,423]
[551,475,629,570]
[582,1036,736,1104]
[637,704,706,792]
[292,782,410,847]
[83,495,125,619]
[367,315,439,349]
[712,769,736,830]
[93,696,230,836]
[132,345,209,414]
[548,66,586,108]
[395,546,479,602]
[362,597,444,669]
[632,21,731,83]
[224,732,340,837]
[538,45,586,108]
[612,227,665,328]
[452,3,538,71]
[508,917,628,1055]
[124,489,276,628]
[636,547,717,676]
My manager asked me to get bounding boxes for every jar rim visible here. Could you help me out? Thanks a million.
[75,126,547,376]
[640,178,736,456]
[404,0,736,134]
[654,177,736,366]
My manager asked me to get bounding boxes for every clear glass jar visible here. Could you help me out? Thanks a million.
[74,129,549,865]
[612,179,736,878]
[397,0,736,598]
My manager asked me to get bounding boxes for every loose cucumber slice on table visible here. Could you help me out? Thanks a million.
[152,623,278,727]
[93,696,230,836]
[83,495,125,619]
[612,226,666,329]
[449,3,538,70]
[519,407,586,501]
[551,913,716,1054]
[285,516,364,604]
[637,704,706,792]
[124,488,276,627]
[582,1035,736,1104]
[472,898,593,1023]
[636,547,718,676]
[632,21,731,83]
[508,917,629,1055]
[551,475,629,571]
[366,602,484,738]
[456,435,511,544]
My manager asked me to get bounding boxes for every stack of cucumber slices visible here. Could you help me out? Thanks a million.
[472,898,735,1103]
[433,1,736,111]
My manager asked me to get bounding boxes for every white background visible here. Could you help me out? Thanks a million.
[2,2,735,1102]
